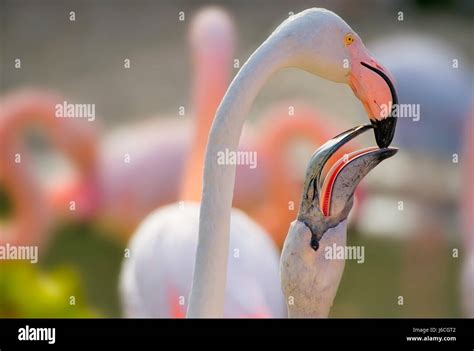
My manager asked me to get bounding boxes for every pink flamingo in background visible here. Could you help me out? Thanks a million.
[0,90,97,246]
[2,5,235,243]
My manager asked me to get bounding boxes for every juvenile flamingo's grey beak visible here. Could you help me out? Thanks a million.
[298,124,398,251]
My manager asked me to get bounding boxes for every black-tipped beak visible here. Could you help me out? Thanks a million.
[371,117,397,148]
[359,61,398,148]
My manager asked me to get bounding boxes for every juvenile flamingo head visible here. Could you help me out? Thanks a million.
[297,124,397,251]
[277,9,398,147]
[280,125,396,317]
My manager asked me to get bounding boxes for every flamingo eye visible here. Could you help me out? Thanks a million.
[344,33,355,46]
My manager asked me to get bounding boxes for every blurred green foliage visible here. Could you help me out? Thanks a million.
[1,222,461,318]
[40,222,124,317]
[0,262,98,317]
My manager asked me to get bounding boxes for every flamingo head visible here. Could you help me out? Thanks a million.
[280,124,397,317]
[277,8,398,147]
[296,124,397,251]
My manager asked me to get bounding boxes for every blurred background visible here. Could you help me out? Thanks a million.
[0,0,473,317]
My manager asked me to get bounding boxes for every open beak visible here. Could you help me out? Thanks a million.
[319,144,397,218]
[298,124,397,250]
[349,59,398,148]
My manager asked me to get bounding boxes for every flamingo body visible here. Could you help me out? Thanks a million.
[120,202,286,317]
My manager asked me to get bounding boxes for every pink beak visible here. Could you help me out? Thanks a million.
[348,51,398,148]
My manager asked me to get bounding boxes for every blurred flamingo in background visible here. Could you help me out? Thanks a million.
[365,34,473,316]
[120,7,286,318]
[0,90,97,247]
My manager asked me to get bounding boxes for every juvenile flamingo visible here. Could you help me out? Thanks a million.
[280,126,396,316]
[187,8,397,317]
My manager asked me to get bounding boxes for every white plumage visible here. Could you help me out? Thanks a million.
[120,202,286,318]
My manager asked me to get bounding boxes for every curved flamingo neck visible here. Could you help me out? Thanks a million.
[187,34,292,317]
[180,9,235,202]
[0,93,58,245]
[180,50,233,201]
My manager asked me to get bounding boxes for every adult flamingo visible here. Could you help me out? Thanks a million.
[0,90,97,247]
[187,8,397,317]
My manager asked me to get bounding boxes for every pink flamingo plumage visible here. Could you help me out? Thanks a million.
[0,89,97,246]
